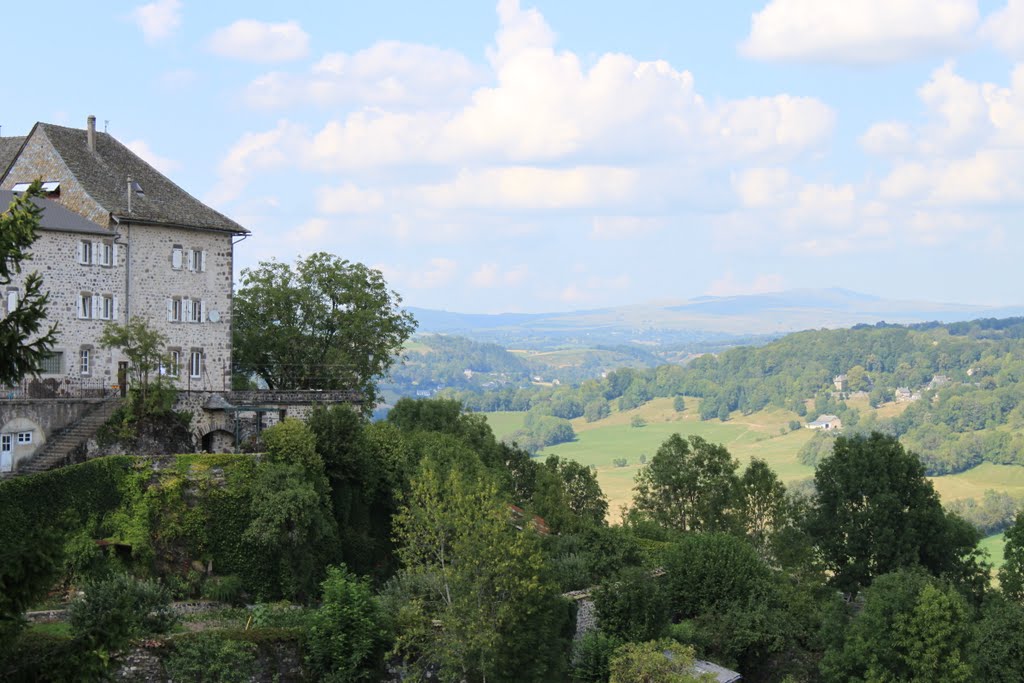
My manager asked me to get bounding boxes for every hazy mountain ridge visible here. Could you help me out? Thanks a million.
[409,288,1024,344]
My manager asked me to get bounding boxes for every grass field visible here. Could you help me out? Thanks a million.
[483,398,1024,530]
[485,398,815,520]
[980,533,1006,571]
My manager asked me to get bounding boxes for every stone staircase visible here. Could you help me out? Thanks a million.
[13,396,123,476]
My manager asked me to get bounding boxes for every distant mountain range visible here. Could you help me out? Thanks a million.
[408,288,1024,348]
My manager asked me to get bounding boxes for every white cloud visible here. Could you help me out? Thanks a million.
[245,41,481,109]
[470,263,529,288]
[706,272,785,297]
[859,122,912,156]
[411,258,458,289]
[316,183,385,213]
[125,139,181,175]
[981,0,1024,59]
[285,218,330,243]
[130,0,181,43]
[732,167,793,208]
[416,166,639,210]
[741,0,979,64]
[207,120,307,204]
[590,216,665,240]
[208,20,310,63]
[216,0,834,192]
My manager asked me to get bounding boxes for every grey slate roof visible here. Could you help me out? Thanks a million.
[0,189,111,236]
[0,137,26,178]
[694,660,743,682]
[34,123,248,235]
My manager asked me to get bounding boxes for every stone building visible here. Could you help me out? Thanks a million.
[0,116,248,393]
[0,116,249,471]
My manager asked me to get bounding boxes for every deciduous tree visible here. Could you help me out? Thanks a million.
[233,252,415,407]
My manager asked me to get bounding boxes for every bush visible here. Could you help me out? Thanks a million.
[631,416,647,428]
[571,631,623,683]
[305,565,383,682]
[202,575,246,606]
[165,632,258,683]
[594,566,670,642]
[262,419,322,471]
[613,458,628,468]
[673,396,686,412]
[69,572,175,651]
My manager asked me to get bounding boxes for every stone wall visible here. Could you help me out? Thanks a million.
[114,638,305,682]
[0,399,101,467]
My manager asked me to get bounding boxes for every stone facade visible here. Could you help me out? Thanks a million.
[1,125,240,394]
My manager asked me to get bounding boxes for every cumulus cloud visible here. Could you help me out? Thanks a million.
[246,41,481,109]
[130,0,182,43]
[213,0,834,199]
[125,139,181,175]
[316,183,385,214]
[741,0,978,64]
[208,20,310,62]
[981,0,1024,59]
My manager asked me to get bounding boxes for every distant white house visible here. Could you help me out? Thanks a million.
[807,414,842,430]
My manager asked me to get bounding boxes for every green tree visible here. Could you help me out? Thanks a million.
[1000,511,1024,601]
[99,317,168,402]
[305,565,384,682]
[631,434,740,533]
[593,567,670,642]
[807,433,981,595]
[970,594,1024,682]
[233,252,415,406]
[0,182,57,385]
[608,640,712,683]
[738,458,788,555]
[673,395,685,412]
[821,570,973,683]
[391,455,568,682]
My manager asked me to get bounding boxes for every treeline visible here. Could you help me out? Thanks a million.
[8,400,1024,681]
[447,317,1024,475]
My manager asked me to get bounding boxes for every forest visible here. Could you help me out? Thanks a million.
[4,397,1024,682]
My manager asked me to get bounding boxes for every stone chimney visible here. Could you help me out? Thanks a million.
[87,115,96,152]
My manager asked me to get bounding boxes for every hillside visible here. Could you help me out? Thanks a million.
[409,288,1024,346]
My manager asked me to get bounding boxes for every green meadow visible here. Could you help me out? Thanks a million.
[483,396,1024,525]
[979,533,1006,571]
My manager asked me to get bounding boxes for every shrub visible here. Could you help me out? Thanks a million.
[571,631,623,683]
[68,572,175,651]
[165,632,258,683]
[262,419,322,471]
[594,566,670,642]
[673,396,686,412]
[613,458,628,468]
[631,416,647,428]
[305,565,383,682]
[202,575,246,606]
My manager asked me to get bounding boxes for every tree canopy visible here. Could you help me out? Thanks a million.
[0,182,57,385]
[233,252,415,406]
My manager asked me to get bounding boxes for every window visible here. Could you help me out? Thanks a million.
[80,348,90,375]
[189,350,203,379]
[190,299,203,323]
[168,349,181,377]
[190,249,201,271]
[172,245,183,270]
[101,295,114,320]
[78,293,93,319]
[39,352,62,374]
[17,432,32,444]
[100,241,114,267]
[79,240,93,265]
[5,289,17,315]
[167,297,183,322]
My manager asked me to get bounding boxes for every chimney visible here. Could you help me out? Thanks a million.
[87,115,96,152]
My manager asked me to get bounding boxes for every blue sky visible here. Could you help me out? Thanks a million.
[4,0,1024,312]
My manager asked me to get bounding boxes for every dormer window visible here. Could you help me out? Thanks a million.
[11,181,60,196]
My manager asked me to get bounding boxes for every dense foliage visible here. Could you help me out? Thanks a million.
[233,252,416,406]
[0,181,58,385]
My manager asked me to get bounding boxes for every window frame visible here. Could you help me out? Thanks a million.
[16,431,32,444]
[39,352,63,375]
[79,347,91,376]
[189,350,203,379]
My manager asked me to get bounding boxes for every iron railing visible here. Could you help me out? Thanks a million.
[0,376,118,400]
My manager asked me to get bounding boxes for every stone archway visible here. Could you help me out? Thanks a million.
[200,429,234,454]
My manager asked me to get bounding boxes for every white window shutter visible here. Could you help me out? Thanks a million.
[185,249,194,271]
[7,290,17,312]
[183,298,191,322]
[78,296,85,319]
[78,242,85,264]
[172,248,182,270]
[89,295,95,319]
[93,242,101,265]
[166,299,173,321]
[200,250,207,272]
[112,243,119,264]
[112,296,119,320]
[200,300,207,323]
